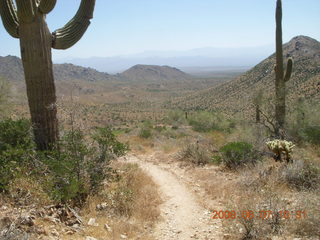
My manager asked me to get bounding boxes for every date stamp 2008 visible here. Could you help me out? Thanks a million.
[212,210,307,220]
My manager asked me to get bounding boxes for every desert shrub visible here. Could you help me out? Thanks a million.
[0,118,34,192]
[165,110,186,125]
[301,126,320,145]
[0,118,34,152]
[220,142,261,169]
[0,78,10,117]
[178,142,212,165]
[139,121,153,138]
[287,100,320,145]
[188,111,235,133]
[39,130,91,203]
[90,127,129,191]
[279,160,320,191]
[188,111,219,132]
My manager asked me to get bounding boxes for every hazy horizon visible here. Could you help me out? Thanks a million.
[0,0,319,62]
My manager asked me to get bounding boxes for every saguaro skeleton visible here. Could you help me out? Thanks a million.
[0,0,96,150]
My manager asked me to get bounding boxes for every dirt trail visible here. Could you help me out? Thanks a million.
[124,154,222,240]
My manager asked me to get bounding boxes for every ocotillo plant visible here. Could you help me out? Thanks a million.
[0,0,96,150]
[274,0,293,138]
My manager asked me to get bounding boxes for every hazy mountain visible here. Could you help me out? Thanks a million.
[0,56,114,82]
[57,45,274,73]
[119,64,191,83]
[169,36,320,115]
[0,56,192,84]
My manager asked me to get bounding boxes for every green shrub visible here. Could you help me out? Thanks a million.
[287,100,320,145]
[0,118,128,204]
[188,111,234,133]
[139,121,153,138]
[38,130,91,203]
[165,110,186,125]
[219,142,261,169]
[302,126,320,145]
[0,118,34,192]
[41,127,129,203]
[0,118,34,152]
[90,127,129,192]
[188,111,218,132]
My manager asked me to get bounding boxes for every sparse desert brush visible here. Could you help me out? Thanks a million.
[178,141,212,166]
[139,121,153,139]
[287,99,320,145]
[291,191,320,237]
[278,159,320,190]
[103,163,161,222]
[188,111,221,132]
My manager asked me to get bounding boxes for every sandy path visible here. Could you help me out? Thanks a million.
[124,154,222,240]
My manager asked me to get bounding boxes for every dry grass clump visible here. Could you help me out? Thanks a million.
[7,176,53,207]
[178,142,213,166]
[278,159,320,190]
[222,159,320,239]
[106,163,161,222]
[64,162,161,240]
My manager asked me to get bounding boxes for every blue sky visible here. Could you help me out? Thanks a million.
[0,0,319,60]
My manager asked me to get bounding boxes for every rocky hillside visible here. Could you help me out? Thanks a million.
[0,55,113,82]
[120,64,191,83]
[0,55,24,82]
[169,36,320,116]
[0,57,191,84]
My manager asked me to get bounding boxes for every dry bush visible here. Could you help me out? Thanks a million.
[291,192,320,238]
[221,159,320,239]
[223,182,288,239]
[178,142,213,166]
[278,159,320,190]
[64,162,161,240]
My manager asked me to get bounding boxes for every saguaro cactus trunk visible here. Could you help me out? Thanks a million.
[0,0,96,150]
[274,0,293,138]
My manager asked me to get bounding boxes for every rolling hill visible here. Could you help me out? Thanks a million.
[119,64,192,83]
[168,36,320,117]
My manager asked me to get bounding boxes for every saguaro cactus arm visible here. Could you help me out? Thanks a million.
[0,0,19,38]
[39,0,56,14]
[52,0,95,50]
[284,58,293,82]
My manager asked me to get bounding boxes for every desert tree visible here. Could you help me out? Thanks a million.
[274,0,293,138]
[0,0,96,150]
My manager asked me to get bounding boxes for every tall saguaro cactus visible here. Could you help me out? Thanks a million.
[274,0,293,138]
[0,0,95,150]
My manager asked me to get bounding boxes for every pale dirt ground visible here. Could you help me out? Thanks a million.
[121,153,224,240]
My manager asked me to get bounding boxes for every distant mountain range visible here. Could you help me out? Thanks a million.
[169,35,320,116]
[56,44,274,73]
[0,56,192,84]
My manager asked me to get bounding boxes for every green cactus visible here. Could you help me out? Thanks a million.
[0,0,96,150]
[274,0,293,138]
